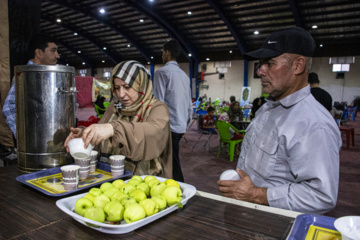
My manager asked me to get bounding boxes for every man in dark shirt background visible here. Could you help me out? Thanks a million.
[308,72,333,111]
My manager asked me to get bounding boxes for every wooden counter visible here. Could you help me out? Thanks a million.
[0,165,298,239]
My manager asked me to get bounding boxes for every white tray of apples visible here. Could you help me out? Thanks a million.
[56,175,196,234]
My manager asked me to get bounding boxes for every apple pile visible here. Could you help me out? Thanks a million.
[74,175,183,224]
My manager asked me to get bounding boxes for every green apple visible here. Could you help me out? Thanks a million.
[129,189,147,203]
[103,187,120,199]
[121,197,138,208]
[151,195,167,211]
[93,194,110,208]
[111,191,129,202]
[120,183,136,194]
[127,179,141,187]
[84,193,95,203]
[123,203,146,223]
[112,179,126,189]
[89,188,102,197]
[84,206,105,223]
[100,182,114,192]
[144,175,157,184]
[161,186,183,206]
[139,199,159,216]
[103,201,125,222]
[136,182,150,197]
[164,179,181,189]
[74,197,94,216]
[150,182,166,197]
[148,179,160,188]
[131,175,143,183]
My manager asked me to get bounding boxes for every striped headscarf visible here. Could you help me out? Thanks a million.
[110,60,156,122]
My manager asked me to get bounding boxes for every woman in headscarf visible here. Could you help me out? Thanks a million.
[227,101,244,130]
[64,60,172,178]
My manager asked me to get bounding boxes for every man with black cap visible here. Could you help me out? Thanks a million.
[308,72,333,111]
[218,27,342,214]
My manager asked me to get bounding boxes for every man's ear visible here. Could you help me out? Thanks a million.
[293,56,306,75]
[35,48,44,59]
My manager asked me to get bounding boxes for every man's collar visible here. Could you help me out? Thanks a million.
[266,85,310,108]
[27,60,36,65]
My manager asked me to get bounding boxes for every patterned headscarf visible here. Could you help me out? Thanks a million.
[110,60,156,122]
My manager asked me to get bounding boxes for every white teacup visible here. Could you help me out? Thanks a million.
[220,169,241,181]
[68,138,93,159]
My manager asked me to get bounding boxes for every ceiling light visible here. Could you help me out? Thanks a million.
[187,11,192,15]
[149,0,154,2]
[82,62,85,65]
[320,44,323,47]
[147,62,150,64]
[74,33,78,36]
[99,8,105,14]
[188,53,192,57]
[103,47,107,50]
[312,25,318,29]
[254,31,259,35]
[102,60,105,63]
[56,19,61,23]
[127,44,130,47]
[78,51,81,53]
[229,50,232,53]
[151,56,153,59]
[139,19,144,23]
[66,64,69,66]
[206,58,210,61]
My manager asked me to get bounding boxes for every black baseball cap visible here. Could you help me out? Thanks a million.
[244,27,316,60]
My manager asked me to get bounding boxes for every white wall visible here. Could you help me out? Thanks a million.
[77,56,360,104]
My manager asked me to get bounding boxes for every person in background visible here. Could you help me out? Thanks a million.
[94,94,106,115]
[308,72,333,112]
[229,95,236,106]
[65,60,172,178]
[227,101,244,130]
[2,33,60,139]
[202,106,217,134]
[218,27,341,214]
[218,111,243,155]
[250,97,265,120]
[153,39,192,182]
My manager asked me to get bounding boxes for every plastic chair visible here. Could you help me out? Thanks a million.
[216,121,245,162]
[220,106,229,114]
[94,102,110,118]
[192,114,213,151]
[243,109,251,119]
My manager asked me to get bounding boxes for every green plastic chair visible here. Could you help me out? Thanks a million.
[215,121,245,162]
[94,102,110,118]
[220,106,229,114]
[200,101,207,110]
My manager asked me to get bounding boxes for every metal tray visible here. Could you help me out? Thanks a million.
[16,162,132,197]
[56,176,197,234]
[287,214,341,240]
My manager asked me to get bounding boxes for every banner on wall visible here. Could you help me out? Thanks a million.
[240,87,251,107]
[93,79,112,101]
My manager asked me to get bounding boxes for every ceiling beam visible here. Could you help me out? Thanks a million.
[287,0,304,28]
[46,0,151,62]
[41,15,119,64]
[204,0,248,54]
[122,0,197,62]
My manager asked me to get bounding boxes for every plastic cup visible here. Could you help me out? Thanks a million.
[89,150,98,172]
[109,155,125,178]
[219,169,241,181]
[67,138,93,159]
[74,157,91,180]
[61,165,80,191]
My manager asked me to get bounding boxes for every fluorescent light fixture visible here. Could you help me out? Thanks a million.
[56,19,61,23]
[74,33,78,36]
[312,25,318,29]
[99,8,105,14]
[206,58,210,61]
[188,11,192,15]
[139,19,144,22]
[103,47,107,50]
[254,31,259,35]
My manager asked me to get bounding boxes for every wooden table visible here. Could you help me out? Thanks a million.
[0,165,299,239]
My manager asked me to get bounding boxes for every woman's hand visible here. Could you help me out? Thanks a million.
[82,123,114,148]
[64,127,83,152]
